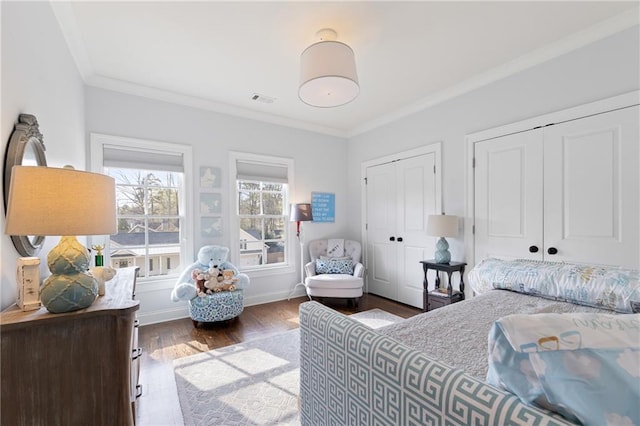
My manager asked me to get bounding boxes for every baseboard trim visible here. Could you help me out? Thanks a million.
[138,306,189,326]
[137,289,310,325]
[244,289,308,307]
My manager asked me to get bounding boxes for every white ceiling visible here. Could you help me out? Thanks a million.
[52,1,639,137]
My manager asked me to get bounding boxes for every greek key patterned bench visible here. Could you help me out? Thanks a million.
[299,301,572,426]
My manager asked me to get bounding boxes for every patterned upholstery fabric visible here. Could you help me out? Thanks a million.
[188,290,244,322]
[315,258,354,274]
[469,258,640,313]
[299,301,573,426]
[304,239,364,299]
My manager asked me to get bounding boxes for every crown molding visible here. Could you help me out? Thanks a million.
[349,8,639,137]
[84,75,349,138]
[50,1,93,81]
[52,2,637,140]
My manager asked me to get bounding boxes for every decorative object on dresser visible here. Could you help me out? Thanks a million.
[4,165,117,313]
[16,256,41,311]
[0,267,141,426]
[426,213,458,264]
[90,266,117,296]
[420,260,466,311]
[92,243,105,266]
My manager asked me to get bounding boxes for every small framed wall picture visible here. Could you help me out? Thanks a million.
[200,166,221,189]
[200,193,222,215]
[201,217,223,238]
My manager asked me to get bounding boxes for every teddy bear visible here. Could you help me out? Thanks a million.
[191,268,208,297]
[202,266,223,293]
[170,245,250,302]
[89,266,117,296]
[220,269,238,291]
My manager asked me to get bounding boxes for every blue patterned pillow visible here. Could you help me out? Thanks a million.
[315,258,353,274]
[487,313,640,425]
[469,258,640,313]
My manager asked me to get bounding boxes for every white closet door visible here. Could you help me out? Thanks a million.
[396,153,437,308]
[366,162,397,300]
[366,153,438,308]
[543,106,639,267]
[474,129,544,262]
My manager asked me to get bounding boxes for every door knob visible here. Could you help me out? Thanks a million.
[547,247,558,255]
[397,237,403,242]
[389,236,395,241]
[529,245,539,253]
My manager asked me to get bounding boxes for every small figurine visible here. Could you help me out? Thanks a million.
[91,244,105,267]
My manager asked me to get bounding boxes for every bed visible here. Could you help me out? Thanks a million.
[299,258,639,425]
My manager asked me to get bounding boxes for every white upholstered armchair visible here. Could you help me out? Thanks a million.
[304,239,364,306]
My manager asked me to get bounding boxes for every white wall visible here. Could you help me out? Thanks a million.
[347,26,640,269]
[1,2,86,310]
[85,87,348,323]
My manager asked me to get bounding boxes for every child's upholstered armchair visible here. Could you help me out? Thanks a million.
[170,245,249,327]
[304,239,364,306]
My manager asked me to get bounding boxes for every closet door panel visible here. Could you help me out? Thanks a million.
[397,154,437,308]
[474,130,543,262]
[544,106,639,267]
[366,162,397,299]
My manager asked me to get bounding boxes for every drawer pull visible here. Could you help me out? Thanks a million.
[132,347,142,360]
[135,384,143,399]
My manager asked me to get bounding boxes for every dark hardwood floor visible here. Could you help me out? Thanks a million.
[135,294,421,425]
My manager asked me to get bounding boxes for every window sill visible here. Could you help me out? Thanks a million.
[134,275,178,293]
[241,264,295,279]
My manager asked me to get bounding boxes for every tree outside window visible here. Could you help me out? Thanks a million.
[237,180,287,268]
[107,168,183,278]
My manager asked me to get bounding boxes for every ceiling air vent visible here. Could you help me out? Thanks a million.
[251,93,276,104]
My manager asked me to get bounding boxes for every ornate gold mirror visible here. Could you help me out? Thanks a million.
[3,114,48,256]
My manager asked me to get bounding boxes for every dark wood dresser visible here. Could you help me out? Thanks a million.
[1,267,140,425]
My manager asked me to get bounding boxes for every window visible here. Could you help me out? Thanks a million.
[91,134,193,281]
[230,153,294,272]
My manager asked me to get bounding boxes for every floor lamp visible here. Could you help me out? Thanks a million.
[287,203,313,299]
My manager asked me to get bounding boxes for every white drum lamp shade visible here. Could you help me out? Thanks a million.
[426,214,458,264]
[299,38,359,108]
[5,166,116,236]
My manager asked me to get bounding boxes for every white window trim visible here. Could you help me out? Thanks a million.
[89,133,194,282]
[229,151,295,277]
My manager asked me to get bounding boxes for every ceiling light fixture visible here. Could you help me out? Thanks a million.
[299,28,359,108]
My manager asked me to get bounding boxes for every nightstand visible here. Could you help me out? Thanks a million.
[419,260,466,312]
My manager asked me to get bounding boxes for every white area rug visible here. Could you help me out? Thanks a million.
[173,308,403,426]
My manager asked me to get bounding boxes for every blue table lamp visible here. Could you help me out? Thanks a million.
[5,166,116,313]
[426,214,458,264]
